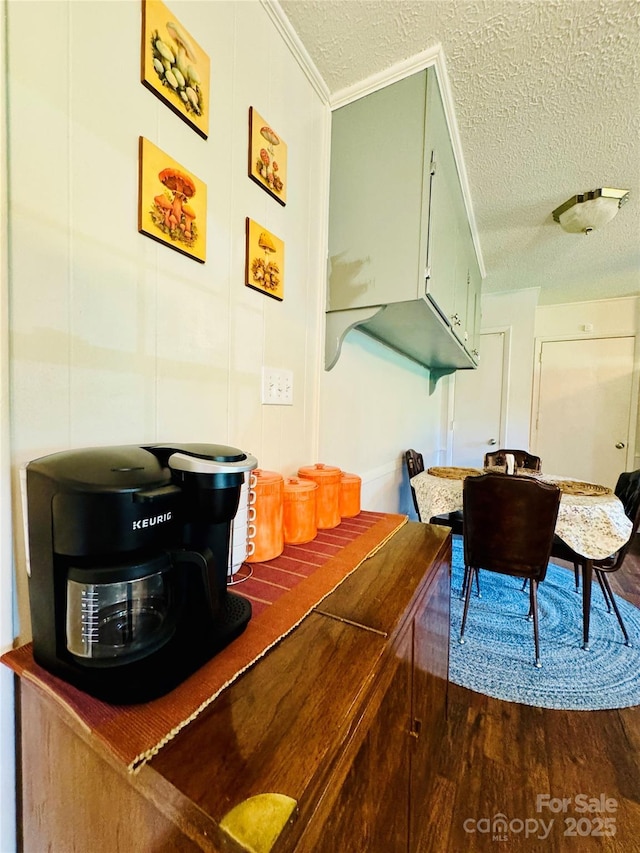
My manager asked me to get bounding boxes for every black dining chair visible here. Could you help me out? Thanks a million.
[550,468,640,650]
[405,449,425,520]
[460,472,561,667]
[484,448,542,473]
[404,449,463,534]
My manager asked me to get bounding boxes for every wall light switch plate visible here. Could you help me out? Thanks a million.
[262,367,293,405]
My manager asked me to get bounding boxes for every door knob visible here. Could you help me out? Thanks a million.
[488,439,497,446]
[615,442,625,449]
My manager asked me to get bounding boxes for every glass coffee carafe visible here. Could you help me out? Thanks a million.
[65,554,175,662]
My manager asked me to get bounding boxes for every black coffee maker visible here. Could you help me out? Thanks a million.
[25,442,257,703]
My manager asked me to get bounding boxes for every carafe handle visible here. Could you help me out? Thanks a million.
[172,548,219,622]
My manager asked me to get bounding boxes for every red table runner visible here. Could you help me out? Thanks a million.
[2,511,407,772]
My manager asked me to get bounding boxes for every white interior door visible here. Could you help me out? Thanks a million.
[533,336,635,488]
[452,331,507,468]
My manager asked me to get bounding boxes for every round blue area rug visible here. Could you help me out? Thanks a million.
[449,537,640,710]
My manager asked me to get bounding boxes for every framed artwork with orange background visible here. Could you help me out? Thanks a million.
[248,108,287,206]
[245,219,284,301]
[141,0,210,139]
[138,137,207,263]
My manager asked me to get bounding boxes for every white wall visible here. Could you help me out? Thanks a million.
[535,296,639,340]
[319,331,447,521]
[3,1,329,847]
[0,1,16,848]
[7,0,329,641]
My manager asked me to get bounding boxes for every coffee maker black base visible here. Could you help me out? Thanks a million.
[36,592,252,705]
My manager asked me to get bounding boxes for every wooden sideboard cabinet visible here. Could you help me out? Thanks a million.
[17,521,451,852]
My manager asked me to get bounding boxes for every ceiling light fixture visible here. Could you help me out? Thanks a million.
[552,187,629,235]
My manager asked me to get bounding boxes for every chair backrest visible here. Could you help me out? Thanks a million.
[483,448,542,472]
[405,449,424,519]
[405,449,424,479]
[605,469,640,569]
[463,473,560,582]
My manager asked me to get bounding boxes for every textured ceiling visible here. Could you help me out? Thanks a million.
[279,0,640,305]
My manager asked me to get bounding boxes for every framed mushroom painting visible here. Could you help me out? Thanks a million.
[245,219,284,301]
[248,108,287,206]
[138,137,207,263]
[141,0,210,139]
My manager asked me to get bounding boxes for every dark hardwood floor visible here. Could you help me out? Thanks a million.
[420,535,640,852]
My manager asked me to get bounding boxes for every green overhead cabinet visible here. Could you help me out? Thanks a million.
[326,67,482,377]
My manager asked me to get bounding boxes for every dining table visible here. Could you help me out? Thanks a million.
[410,466,634,649]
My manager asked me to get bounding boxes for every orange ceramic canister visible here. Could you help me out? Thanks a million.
[297,463,342,529]
[283,477,318,545]
[339,472,362,518]
[245,469,284,563]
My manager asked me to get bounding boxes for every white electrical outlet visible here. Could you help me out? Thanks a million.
[262,367,293,405]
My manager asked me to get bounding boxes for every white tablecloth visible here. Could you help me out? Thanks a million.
[410,471,632,561]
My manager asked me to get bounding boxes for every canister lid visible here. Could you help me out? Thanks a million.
[252,469,284,495]
[284,477,318,500]
[254,469,283,484]
[297,463,342,482]
[340,472,361,484]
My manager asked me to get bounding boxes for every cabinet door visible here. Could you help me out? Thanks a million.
[410,556,451,852]
[465,245,482,362]
[328,72,429,311]
[451,215,482,358]
[297,632,413,852]
[450,193,472,346]
[423,68,463,325]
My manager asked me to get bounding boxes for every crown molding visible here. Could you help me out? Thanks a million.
[262,1,331,105]
[329,44,445,109]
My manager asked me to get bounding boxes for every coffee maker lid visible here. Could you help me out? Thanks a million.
[150,444,258,475]
[27,446,171,491]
